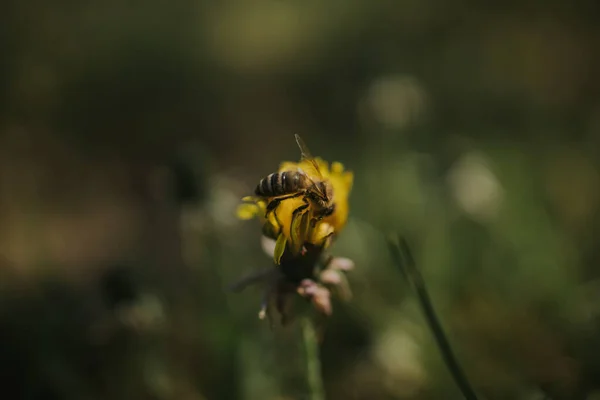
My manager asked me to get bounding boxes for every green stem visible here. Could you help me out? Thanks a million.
[388,234,479,400]
[302,317,326,400]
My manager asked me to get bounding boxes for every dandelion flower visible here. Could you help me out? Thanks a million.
[233,136,355,323]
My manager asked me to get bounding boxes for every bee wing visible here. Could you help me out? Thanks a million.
[294,134,324,180]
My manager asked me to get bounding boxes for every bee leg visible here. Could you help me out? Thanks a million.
[290,202,310,253]
[296,195,311,216]
[264,192,305,218]
[265,193,307,243]
[272,209,283,233]
[291,202,310,222]
[265,198,282,215]
[265,201,285,240]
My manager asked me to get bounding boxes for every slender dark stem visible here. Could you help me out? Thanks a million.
[387,234,479,400]
[229,268,277,292]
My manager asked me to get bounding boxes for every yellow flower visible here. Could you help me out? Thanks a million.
[233,146,355,322]
[237,157,353,264]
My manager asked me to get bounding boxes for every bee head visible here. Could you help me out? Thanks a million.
[308,182,335,218]
[315,181,334,202]
[323,202,336,217]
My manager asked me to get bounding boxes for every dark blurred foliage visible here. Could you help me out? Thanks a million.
[1,0,600,399]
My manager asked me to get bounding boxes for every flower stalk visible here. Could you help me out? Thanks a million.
[233,135,355,400]
[302,317,326,400]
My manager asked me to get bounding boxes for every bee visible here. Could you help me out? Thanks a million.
[255,134,336,226]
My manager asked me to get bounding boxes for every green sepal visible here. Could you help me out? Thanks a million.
[274,233,287,265]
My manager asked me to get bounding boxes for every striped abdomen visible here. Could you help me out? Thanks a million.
[255,170,307,197]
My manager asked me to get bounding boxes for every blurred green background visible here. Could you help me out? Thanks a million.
[1,1,600,399]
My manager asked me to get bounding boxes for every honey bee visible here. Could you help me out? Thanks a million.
[255,134,336,238]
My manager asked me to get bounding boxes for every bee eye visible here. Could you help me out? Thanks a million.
[325,204,335,216]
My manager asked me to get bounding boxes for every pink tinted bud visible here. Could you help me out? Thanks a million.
[312,288,332,315]
[329,257,355,271]
[297,279,318,297]
[320,269,341,285]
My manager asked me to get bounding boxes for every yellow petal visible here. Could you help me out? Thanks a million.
[278,161,299,172]
[237,203,260,220]
[331,161,344,174]
[290,207,310,255]
[261,221,280,240]
[315,158,330,174]
[343,171,354,188]
[270,196,305,242]
[311,222,334,247]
